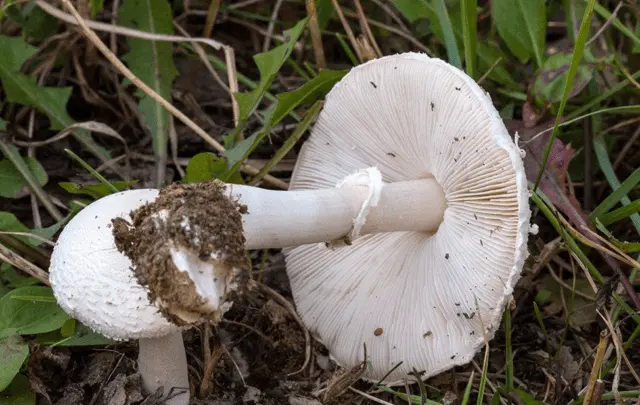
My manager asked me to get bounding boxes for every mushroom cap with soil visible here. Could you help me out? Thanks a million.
[283,52,531,384]
[49,189,191,405]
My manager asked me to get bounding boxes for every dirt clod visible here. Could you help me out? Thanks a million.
[112,180,249,326]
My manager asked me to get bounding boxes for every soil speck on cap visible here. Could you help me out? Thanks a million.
[374,328,383,336]
[112,180,248,326]
[370,81,377,88]
[386,152,396,157]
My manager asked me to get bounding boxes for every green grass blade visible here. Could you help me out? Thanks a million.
[335,33,360,66]
[460,0,477,77]
[460,371,474,405]
[533,0,597,191]
[567,71,640,120]
[587,0,640,47]
[64,149,120,195]
[249,101,322,186]
[503,307,514,392]
[592,136,640,234]
[600,200,640,226]
[433,0,461,68]
[590,165,640,225]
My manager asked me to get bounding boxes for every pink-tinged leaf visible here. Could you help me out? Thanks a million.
[509,119,588,230]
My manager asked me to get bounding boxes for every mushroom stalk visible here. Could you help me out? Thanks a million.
[138,332,189,405]
[228,177,446,249]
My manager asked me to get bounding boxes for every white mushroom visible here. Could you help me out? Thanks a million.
[49,189,190,405]
[283,52,531,383]
[94,52,529,386]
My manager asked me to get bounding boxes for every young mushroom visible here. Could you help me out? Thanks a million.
[49,190,190,405]
[107,52,530,385]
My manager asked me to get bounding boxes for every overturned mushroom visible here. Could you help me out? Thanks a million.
[110,52,530,385]
[49,190,191,405]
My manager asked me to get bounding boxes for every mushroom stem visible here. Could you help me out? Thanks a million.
[138,332,190,405]
[229,177,446,249]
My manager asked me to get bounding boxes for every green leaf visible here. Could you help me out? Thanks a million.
[491,0,546,66]
[0,157,47,199]
[90,0,105,18]
[0,287,70,339]
[271,69,346,125]
[433,0,462,68]
[0,374,34,404]
[533,52,594,103]
[183,152,243,184]
[0,119,6,131]
[391,0,432,23]
[223,17,310,148]
[0,336,29,392]
[595,219,640,253]
[0,212,30,246]
[58,180,138,200]
[5,3,58,42]
[315,0,333,30]
[0,36,109,161]
[119,0,178,167]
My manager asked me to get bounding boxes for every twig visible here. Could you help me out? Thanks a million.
[263,0,285,52]
[36,1,225,50]
[0,242,50,285]
[353,0,382,57]
[331,0,363,62]
[585,2,624,47]
[306,0,326,69]
[56,0,287,189]
[224,46,241,140]
[582,331,609,405]
[203,0,222,38]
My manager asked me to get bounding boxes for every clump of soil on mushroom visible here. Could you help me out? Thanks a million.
[112,180,249,325]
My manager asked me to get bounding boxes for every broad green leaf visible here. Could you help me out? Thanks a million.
[5,3,58,42]
[58,180,138,200]
[0,119,6,130]
[224,17,310,148]
[0,287,70,339]
[0,36,108,160]
[0,336,29,392]
[183,152,243,184]
[1,266,39,289]
[491,0,546,66]
[271,69,346,125]
[120,0,178,166]
[533,52,594,103]
[0,157,47,199]
[0,374,35,404]
[0,212,30,246]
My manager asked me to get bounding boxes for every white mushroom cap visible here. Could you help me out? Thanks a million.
[284,53,530,383]
[50,189,179,340]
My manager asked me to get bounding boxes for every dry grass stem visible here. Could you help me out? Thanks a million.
[306,0,326,69]
[57,0,286,189]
